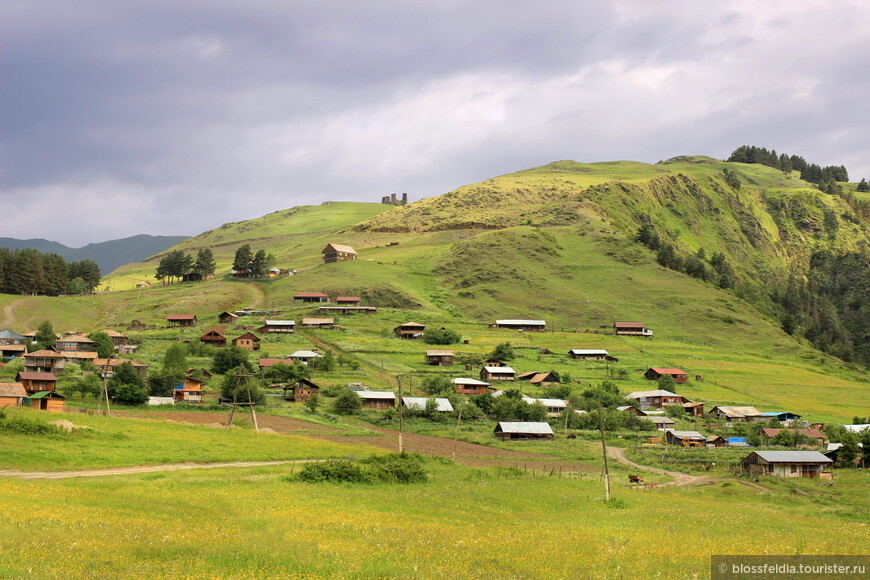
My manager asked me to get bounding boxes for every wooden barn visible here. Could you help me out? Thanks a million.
[493,422,554,441]
[166,314,197,327]
[302,318,335,329]
[27,390,65,412]
[741,450,833,479]
[232,333,261,351]
[709,406,764,422]
[356,390,396,410]
[613,322,653,337]
[258,320,296,334]
[199,328,227,348]
[284,378,320,403]
[452,377,492,395]
[480,366,516,382]
[644,367,688,383]
[493,319,546,332]
[425,349,454,366]
[568,349,618,362]
[322,243,358,263]
[218,311,239,324]
[682,401,705,417]
[0,382,27,408]
[394,322,425,340]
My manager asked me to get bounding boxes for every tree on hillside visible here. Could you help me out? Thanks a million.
[162,343,188,379]
[332,389,362,414]
[422,375,453,396]
[232,244,253,275]
[68,260,101,292]
[87,331,115,358]
[146,368,177,397]
[489,342,515,361]
[263,362,310,384]
[35,321,56,350]
[41,253,68,296]
[212,345,252,375]
[107,362,148,405]
[250,249,268,277]
[858,178,869,192]
[422,327,461,345]
[219,368,265,405]
[657,373,677,392]
[193,248,217,278]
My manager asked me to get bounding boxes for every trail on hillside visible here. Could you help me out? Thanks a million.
[0,460,319,480]
[0,298,27,328]
[606,446,716,487]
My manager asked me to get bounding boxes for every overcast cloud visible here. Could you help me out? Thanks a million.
[2,0,869,246]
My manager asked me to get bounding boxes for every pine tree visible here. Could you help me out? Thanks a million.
[857,178,869,192]
[193,248,216,278]
[233,244,253,275]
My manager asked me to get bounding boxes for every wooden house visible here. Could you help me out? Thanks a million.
[218,311,239,324]
[664,430,706,446]
[0,382,27,408]
[167,314,197,327]
[706,435,727,448]
[709,406,764,422]
[526,398,568,417]
[760,428,826,445]
[644,416,676,431]
[452,377,492,395]
[293,292,330,304]
[335,296,361,305]
[493,319,546,332]
[26,390,65,412]
[613,322,653,337]
[741,450,833,479]
[394,322,425,339]
[93,358,149,379]
[174,377,204,403]
[319,305,377,315]
[199,328,227,348]
[527,372,560,387]
[0,344,27,359]
[644,367,688,383]
[425,349,454,366]
[56,334,95,352]
[625,389,687,409]
[322,243,358,263]
[232,333,261,351]
[493,422,554,441]
[356,390,396,410]
[258,320,296,334]
[101,329,129,349]
[401,397,454,413]
[682,401,705,417]
[480,366,516,382]
[63,351,98,366]
[302,318,335,329]
[0,329,27,345]
[22,350,66,373]
[284,378,320,403]
[568,349,618,362]
[16,371,57,393]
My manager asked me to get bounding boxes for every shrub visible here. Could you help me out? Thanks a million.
[0,415,62,436]
[422,328,461,345]
[362,453,428,484]
[296,460,372,483]
[332,389,362,414]
[421,375,453,396]
[489,342,515,361]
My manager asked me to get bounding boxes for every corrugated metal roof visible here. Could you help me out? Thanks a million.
[646,416,675,424]
[666,430,705,439]
[0,383,27,397]
[0,330,26,340]
[323,244,356,254]
[166,314,196,320]
[453,377,491,386]
[761,428,824,439]
[28,390,64,399]
[648,367,686,375]
[396,322,425,328]
[496,422,554,434]
[843,424,870,433]
[302,318,334,324]
[569,349,609,355]
[626,390,681,399]
[751,450,832,463]
[402,397,454,412]
[16,372,57,381]
[614,321,645,328]
[264,320,296,325]
[293,292,329,298]
[484,366,515,373]
[357,391,396,400]
[495,320,546,326]
[713,406,761,418]
[531,398,568,408]
[290,351,321,358]
[426,350,455,356]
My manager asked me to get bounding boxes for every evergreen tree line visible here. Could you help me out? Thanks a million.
[231,244,275,278]
[635,223,737,289]
[155,248,216,284]
[727,145,851,185]
[0,248,100,296]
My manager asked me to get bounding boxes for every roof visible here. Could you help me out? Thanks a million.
[749,451,832,464]
[57,334,94,343]
[290,350,322,358]
[530,398,568,408]
[258,358,290,367]
[760,411,801,418]
[262,320,296,326]
[166,314,196,321]
[302,318,335,325]
[0,344,27,352]
[396,322,425,328]
[28,390,64,399]
[323,243,357,254]
[648,367,686,375]
[335,296,360,301]
[24,350,65,358]
[357,391,396,400]
[495,319,546,326]
[626,389,681,399]
[16,372,57,381]
[495,422,554,435]
[483,366,516,374]
[645,416,676,424]
[682,402,705,408]
[569,349,610,355]
[452,377,491,386]
[218,311,239,318]
[0,330,26,340]
[63,351,98,360]
[293,292,329,298]
[713,406,762,418]
[93,358,147,368]
[200,328,226,339]
[529,372,558,384]
[0,383,27,397]
[842,424,870,433]
[426,349,454,356]
[101,329,127,337]
[614,321,646,328]
[761,428,825,439]
[232,333,261,341]
[402,397,454,412]
[666,430,706,440]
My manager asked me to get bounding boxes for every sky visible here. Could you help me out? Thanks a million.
[2,0,870,246]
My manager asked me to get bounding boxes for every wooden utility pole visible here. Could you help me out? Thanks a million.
[226,371,259,433]
[397,376,404,454]
[102,361,111,417]
[598,403,611,501]
[451,402,464,463]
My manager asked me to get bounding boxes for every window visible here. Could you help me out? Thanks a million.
[790,464,797,474]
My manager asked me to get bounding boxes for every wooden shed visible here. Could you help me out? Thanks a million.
[167,314,197,327]
[232,333,261,351]
[27,390,65,412]
[218,311,239,324]
[293,292,330,304]
[480,366,516,382]
[335,296,361,305]
[493,422,554,441]
[322,243,358,263]
[199,328,227,348]
[452,377,492,395]
[644,368,687,383]
[356,391,396,410]
[426,349,454,366]
[664,430,706,446]
[568,349,618,362]
[0,382,27,408]
[302,318,336,329]
[284,378,320,403]
[493,319,546,332]
[258,320,296,334]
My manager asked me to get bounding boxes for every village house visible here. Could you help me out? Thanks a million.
[16,371,57,393]
[101,329,129,350]
[319,305,378,315]
[0,329,27,345]
[293,292,330,304]
[199,328,227,348]
[0,382,27,408]
[56,334,95,352]
[284,378,320,403]
[665,430,707,446]
[480,366,516,382]
[645,416,676,431]
[709,406,764,422]
[301,318,335,329]
[218,311,239,324]
[22,350,66,373]
[452,377,492,395]
[93,358,149,379]
[493,422,554,441]
[394,322,425,340]
[760,411,802,425]
[613,322,653,337]
[706,435,727,448]
[258,358,290,370]
[526,398,568,417]
[166,314,197,327]
[356,390,396,410]
[289,350,322,365]
[567,349,618,362]
[174,377,204,403]
[682,401,705,417]
[425,349,454,366]
[492,319,546,332]
[63,351,98,366]
[625,389,688,409]
[741,450,833,479]
[644,367,688,383]
[527,372,560,387]
[257,320,296,334]
[321,243,358,263]
[761,428,826,446]
[0,344,27,359]
[232,333,261,351]
[26,390,65,412]
[401,397,454,413]
[335,296,361,305]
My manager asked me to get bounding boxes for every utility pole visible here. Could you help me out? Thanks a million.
[397,376,404,454]
[598,403,611,502]
[102,360,112,417]
[452,402,464,463]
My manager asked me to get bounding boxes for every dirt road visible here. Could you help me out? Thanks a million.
[0,460,320,480]
[606,446,717,487]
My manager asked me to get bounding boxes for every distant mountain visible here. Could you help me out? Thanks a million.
[0,234,189,275]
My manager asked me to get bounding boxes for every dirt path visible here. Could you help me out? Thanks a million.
[0,298,27,328]
[606,446,717,487]
[0,460,319,480]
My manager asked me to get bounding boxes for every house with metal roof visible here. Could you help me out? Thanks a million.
[301,317,335,329]
[26,390,65,412]
[493,422,554,440]
[322,243,357,263]
[741,450,833,479]
[401,397,454,413]
[289,350,322,364]
[644,367,688,383]
[760,428,826,445]
[452,377,492,395]
[480,366,516,382]
[568,349,618,362]
[644,415,676,431]
[166,314,197,327]
[293,292,330,303]
[664,429,706,446]
[394,322,425,339]
[709,406,765,422]
[0,382,27,408]
[525,398,569,417]
[16,371,57,393]
[613,322,653,336]
[0,344,27,359]
[426,349,454,366]
[493,319,546,332]
[356,390,396,410]
[0,329,28,345]
[625,389,688,409]
[257,320,296,334]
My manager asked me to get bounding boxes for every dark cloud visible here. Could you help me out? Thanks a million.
[1,0,869,245]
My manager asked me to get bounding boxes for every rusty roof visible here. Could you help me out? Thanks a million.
[0,383,27,397]
[323,243,357,254]
[16,371,57,381]
[761,428,825,439]
[649,367,686,375]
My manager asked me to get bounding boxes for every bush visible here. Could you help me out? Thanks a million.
[296,460,372,483]
[489,342,515,361]
[0,415,62,436]
[362,453,428,483]
[422,327,461,345]
[421,375,453,396]
[332,389,362,414]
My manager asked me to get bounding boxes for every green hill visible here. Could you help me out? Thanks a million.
[3,157,869,421]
